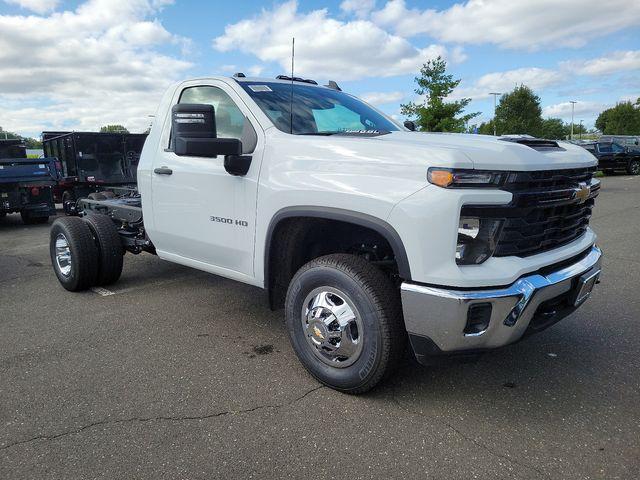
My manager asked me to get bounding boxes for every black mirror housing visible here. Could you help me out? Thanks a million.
[404,120,417,131]
[175,137,242,157]
[171,102,252,175]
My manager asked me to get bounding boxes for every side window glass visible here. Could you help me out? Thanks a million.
[612,143,624,153]
[178,86,245,140]
[598,144,612,153]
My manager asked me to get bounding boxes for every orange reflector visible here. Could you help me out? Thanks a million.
[428,169,454,187]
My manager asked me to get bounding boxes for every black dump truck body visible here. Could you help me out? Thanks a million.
[42,131,147,204]
[0,139,58,223]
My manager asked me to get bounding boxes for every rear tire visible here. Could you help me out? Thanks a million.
[83,214,124,286]
[627,160,640,175]
[285,254,405,394]
[50,217,99,291]
[21,211,49,224]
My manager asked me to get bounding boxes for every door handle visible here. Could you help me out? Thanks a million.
[154,167,173,175]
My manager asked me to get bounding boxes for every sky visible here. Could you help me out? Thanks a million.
[0,0,639,138]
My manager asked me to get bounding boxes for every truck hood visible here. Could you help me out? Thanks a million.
[279,131,597,171]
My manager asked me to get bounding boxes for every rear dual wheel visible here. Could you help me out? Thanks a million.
[50,215,123,291]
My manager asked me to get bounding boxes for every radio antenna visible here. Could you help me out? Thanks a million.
[289,37,295,134]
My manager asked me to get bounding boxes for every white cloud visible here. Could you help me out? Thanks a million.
[542,101,607,120]
[340,0,376,19]
[360,91,404,106]
[371,0,640,50]
[212,1,453,81]
[450,68,565,100]
[561,50,640,76]
[0,0,191,137]
[3,0,59,14]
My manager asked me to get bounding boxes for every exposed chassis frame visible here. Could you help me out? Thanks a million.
[78,197,155,255]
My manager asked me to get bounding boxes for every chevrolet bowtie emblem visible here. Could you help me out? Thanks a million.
[312,326,325,340]
[574,183,590,204]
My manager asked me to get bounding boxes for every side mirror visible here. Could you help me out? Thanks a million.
[404,120,417,131]
[172,103,242,158]
[171,103,253,176]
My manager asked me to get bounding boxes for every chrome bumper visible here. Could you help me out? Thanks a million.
[401,246,602,355]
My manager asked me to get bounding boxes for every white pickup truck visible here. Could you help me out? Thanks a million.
[49,75,602,393]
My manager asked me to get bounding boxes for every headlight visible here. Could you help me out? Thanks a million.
[428,168,505,188]
[456,217,503,265]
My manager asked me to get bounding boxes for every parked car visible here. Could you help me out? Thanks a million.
[42,131,147,210]
[48,75,602,393]
[0,139,58,224]
[583,141,640,175]
[599,135,639,147]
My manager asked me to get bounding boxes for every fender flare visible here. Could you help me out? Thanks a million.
[264,206,412,291]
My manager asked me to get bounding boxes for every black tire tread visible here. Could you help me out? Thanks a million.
[83,214,124,286]
[287,253,405,394]
[627,160,640,175]
[50,217,99,291]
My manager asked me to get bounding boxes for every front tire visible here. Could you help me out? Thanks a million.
[627,160,640,175]
[50,217,99,291]
[285,254,405,394]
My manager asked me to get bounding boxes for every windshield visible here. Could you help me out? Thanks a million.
[239,81,400,135]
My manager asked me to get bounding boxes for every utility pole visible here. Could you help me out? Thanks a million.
[570,100,577,140]
[489,92,501,136]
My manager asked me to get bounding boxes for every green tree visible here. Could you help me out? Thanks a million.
[595,99,640,134]
[476,120,495,135]
[0,127,42,147]
[540,118,566,139]
[494,85,543,137]
[100,124,129,133]
[401,56,479,132]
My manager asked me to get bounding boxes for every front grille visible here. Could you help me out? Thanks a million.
[462,167,599,257]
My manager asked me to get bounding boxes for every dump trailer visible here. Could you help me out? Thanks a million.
[42,131,147,210]
[0,139,58,224]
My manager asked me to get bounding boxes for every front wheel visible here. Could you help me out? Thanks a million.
[285,254,405,394]
[627,160,640,175]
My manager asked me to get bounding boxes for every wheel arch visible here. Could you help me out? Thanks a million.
[264,206,411,308]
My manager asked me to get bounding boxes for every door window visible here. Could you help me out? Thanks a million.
[178,86,245,140]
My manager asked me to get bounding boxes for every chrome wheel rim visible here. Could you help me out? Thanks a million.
[301,287,364,368]
[54,233,72,277]
[632,162,640,175]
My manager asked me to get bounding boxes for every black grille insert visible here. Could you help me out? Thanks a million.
[462,167,598,257]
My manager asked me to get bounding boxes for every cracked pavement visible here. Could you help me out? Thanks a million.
[1,175,639,479]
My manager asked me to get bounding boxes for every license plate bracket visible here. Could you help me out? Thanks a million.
[571,268,600,307]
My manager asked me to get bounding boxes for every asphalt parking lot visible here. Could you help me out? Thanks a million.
[1,175,639,479]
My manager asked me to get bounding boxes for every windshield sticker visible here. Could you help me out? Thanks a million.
[248,85,272,92]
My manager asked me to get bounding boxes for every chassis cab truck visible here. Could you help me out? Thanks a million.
[49,76,602,393]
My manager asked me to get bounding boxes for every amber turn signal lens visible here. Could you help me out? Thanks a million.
[428,169,454,187]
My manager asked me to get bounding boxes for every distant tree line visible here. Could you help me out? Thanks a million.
[403,58,639,138]
[0,126,42,148]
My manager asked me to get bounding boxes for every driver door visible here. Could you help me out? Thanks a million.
[150,82,262,279]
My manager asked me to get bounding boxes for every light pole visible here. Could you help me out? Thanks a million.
[569,100,577,140]
[489,92,501,136]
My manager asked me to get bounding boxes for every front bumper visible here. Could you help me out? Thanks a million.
[401,245,602,363]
